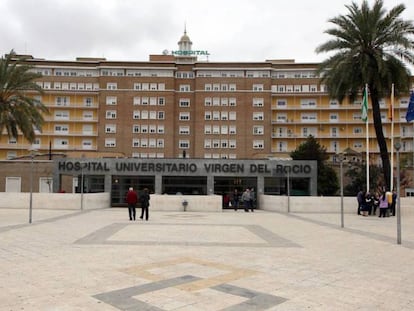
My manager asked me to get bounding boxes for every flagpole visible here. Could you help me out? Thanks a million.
[390,83,394,191]
[365,84,370,193]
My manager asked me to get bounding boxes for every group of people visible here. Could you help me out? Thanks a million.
[357,189,396,217]
[125,187,150,221]
[230,188,256,212]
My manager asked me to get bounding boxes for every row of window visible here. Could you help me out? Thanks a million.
[103,138,265,150]
[275,112,407,123]
[34,67,319,80]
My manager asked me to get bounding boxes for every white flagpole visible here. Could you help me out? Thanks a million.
[365,84,370,192]
[390,83,394,191]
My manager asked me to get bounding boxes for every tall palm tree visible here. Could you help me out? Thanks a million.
[0,50,49,143]
[316,0,414,191]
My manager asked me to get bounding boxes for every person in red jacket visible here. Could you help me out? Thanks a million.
[125,187,138,221]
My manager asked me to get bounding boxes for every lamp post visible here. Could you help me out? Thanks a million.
[28,148,38,224]
[338,153,345,228]
[80,164,84,211]
[287,168,290,213]
[394,140,402,244]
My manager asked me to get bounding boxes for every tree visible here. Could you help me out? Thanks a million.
[316,0,414,191]
[0,50,49,143]
[290,135,339,195]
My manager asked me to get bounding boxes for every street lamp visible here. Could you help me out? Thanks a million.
[28,148,38,224]
[394,140,402,244]
[338,153,345,228]
[287,167,291,213]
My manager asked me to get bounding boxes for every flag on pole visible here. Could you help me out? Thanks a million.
[361,85,368,122]
[406,91,414,122]
[388,84,394,121]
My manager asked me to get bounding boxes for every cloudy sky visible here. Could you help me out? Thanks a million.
[1,0,413,64]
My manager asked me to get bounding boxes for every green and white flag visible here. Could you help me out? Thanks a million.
[361,85,368,122]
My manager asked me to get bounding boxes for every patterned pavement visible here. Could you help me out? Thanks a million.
[0,207,413,310]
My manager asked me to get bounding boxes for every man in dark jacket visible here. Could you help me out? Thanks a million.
[126,187,138,221]
[140,188,151,221]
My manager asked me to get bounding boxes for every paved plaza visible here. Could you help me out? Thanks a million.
[0,207,413,310]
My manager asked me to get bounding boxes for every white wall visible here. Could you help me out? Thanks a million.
[0,193,412,216]
[259,195,414,216]
[0,192,110,210]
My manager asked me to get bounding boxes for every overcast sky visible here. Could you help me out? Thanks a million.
[1,0,413,65]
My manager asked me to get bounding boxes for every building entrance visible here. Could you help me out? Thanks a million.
[214,176,257,209]
[111,175,155,206]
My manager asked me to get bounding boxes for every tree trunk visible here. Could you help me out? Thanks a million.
[370,87,391,191]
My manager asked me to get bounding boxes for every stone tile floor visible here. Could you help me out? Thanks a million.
[0,208,413,310]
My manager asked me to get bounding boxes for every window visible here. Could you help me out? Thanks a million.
[133,125,140,133]
[229,112,237,120]
[179,99,190,107]
[54,110,69,120]
[229,98,237,106]
[105,124,116,133]
[204,84,212,91]
[56,96,69,106]
[141,111,149,119]
[82,125,93,135]
[212,125,220,134]
[253,140,264,149]
[84,97,93,107]
[353,127,363,134]
[141,97,149,105]
[106,110,117,119]
[158,97,165,105]
[213,111,220,120]
[150,97,157,105]
[253,126,264,135]
[229,84,236,91]
[253,84,264,91]
[204,125,211,134]
[221,98,228,106]
[221,111,228,120]
[277,99,287,107]
[179,126,190,135]
[8,137,17,144]
[179,112,190,120]
[301,113,317,122]
[54,124,69,134]
[141,125,148,133]
[221,125,228,134]
[106,96,117,105]
[204,112,212,120]
[229,140,236,148]
[300,99,317,107]
[253,112,264,121]
[212,98,220,106]
[229,126,237,134]
[107,83,117,90]
[82,140,93,150]
[54,139,69,149]
[179,84,190,92]
[204,98,212,106]
[105,138,116,147]
[157,125,165,134]
[83,111,93,120]
[253,98,264,107]
[133,110,140,119]
[204,139,211,148]
[133,97,141,105]
[157,139,164,148]
[157,111,165,120]
[329,114,339,122]
[179,140,189,148]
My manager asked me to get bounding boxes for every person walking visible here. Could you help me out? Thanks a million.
[249,187,256,212]
[125,187,138,221]
[232,189,240,211]
[241,188,251,212]
[356,189,364,215]
[139,188,150,221]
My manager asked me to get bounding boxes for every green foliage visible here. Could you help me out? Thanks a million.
[316,0,414,191]
[290,135,339,195]
[0,50,49,143]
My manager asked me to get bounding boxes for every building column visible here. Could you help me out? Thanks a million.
[155,175,162,194]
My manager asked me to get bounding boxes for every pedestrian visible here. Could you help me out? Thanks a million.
[125,187,138,221]
[378,192,388,217]
[241,188,251,212]
[232,189,240,211]
[360,191,371,217]
[139,188,150,221]
[356,189,364,215]
[249,187,256,212]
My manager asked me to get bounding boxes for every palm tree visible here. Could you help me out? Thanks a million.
[316,0,414,192]
[0,50,49,143]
